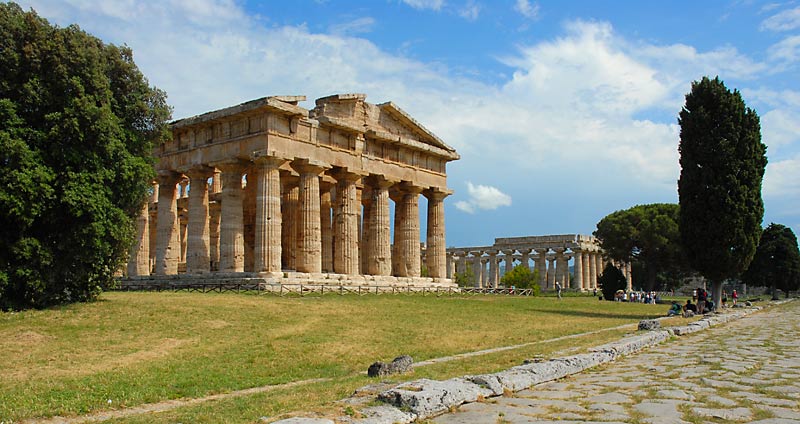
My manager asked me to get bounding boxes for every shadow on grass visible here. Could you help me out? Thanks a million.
[525,307,658,320]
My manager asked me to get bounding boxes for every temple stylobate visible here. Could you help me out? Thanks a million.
[446,235,633,292]
[125,94,459,287]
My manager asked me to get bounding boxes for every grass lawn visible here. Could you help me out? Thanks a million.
[1,291,681,422]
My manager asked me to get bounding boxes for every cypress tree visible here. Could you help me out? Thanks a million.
[677,76,767,309]
[741,224,800,299]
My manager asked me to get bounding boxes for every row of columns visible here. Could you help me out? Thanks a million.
[128,157,450,280]
[448,249,609,291]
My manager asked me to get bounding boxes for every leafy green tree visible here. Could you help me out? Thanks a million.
[500,265,540,295]
[453,267,475,288]
[741,224,800,300]
[0,3,171,310]
[594,203,690,291]
[598,263,626,301]
[677,76,767,310]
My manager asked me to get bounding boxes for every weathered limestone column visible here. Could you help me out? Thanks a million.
[394,182,424,278]
[291,159,329,273]
[458,253,467,276]
[218,162,246,272]
[582,252,591,290]
[367,176,394,276]
[185,166,214,273]
[127,201,150,276]
[595,253,604,284]
[536,250,548,287]
[281,176,299,271]
[556,249,568,287]
[148,183,158,270]
[588,251,598,289]
[179,208,188,264]
[390,189,404,276]
[209,200,221,271]
[332,169,363,275]
[154,171,181,275]
[520,249,530,272]
[360,186,372,275]
[320,181,334,273]
[573,249,583,290]
[547,256,556,289]
[626,262,633,292]
[472,256,483,288]
[503,250,515,275]
[252,155,287,275]
[243,168,257,272]
[424,188,449,279]
[487,250,498,287]
[447,254,456,278]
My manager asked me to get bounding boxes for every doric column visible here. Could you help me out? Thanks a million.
[504,250,515,275]
[243,168,257,272]
[281,175,299,271]
[626,262,633,292]
[154,171,181,275]
[217,161,246,272]
[582,252,591,290]
[480,258,488,287]
[319,180,334,273]
[179,177,189,199]
[487,250,498,287]
[291,159,329,273]
[127,201,150,276]
[390,189,404,276]
[396,182,424,277]
[536,250,547,287]
[472,256,482,288]
[332,169,364,275]
[252,155,286,275]
[547,256,556,289]
[573,249,583,290]
[367,176,395,276]
[148,185,158,269]
[589,252,598,289]
[520,249,530,272]
[360,186,371,275]
[595,253,604,284]
[555,249,567,287]
[447,254,456,278]
[185,166,214,273]
[179,206,188,264]
[424,188,450,279]
[209,199,221,271]
[458,253,467,275]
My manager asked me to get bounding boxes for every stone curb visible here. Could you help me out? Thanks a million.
[273,300,792,424]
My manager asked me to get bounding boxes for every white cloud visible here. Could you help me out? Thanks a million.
[454,182,512,214]
[400,0,445,11]
[768,35,800,64]
[764,156,800,198]
[514,0,539,19]
[329,17,376,35]
[458,1,480,21]
[761,6,800,31]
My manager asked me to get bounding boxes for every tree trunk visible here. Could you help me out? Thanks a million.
[711,280,723,311]
[771,284,779,300]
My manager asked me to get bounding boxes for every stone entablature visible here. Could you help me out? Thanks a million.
[125,94,459,288]
[446,234,633,292]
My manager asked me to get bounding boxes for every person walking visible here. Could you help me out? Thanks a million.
[555,281,562,300]
[732,289,738,306]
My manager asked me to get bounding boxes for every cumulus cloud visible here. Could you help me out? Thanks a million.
[454,182,512,214]
[400,0,445,11]
[768,35,800,64]
[514,0,540,19]
[761,6,800,31]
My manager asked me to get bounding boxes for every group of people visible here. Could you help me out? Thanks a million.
[667,288,739,317]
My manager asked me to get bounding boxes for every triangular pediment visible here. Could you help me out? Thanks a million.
[374,102,456,154]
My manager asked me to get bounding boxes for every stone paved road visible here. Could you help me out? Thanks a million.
[433,301,800,424]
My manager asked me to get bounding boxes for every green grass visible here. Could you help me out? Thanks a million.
[0,291,677,422]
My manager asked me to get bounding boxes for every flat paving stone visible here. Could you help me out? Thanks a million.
[432,302,800,424]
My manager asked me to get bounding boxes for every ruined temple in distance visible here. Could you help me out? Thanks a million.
[123,94,460,288]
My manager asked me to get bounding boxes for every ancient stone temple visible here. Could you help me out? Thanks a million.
[125,94,459,288]
[446,235,633,292]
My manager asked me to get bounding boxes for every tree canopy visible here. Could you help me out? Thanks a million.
[598,263,626,301]
[594,203,689,291]
[500,265,540,294]
[677,76,767,308]
[741,224,800,299]
[0,3,171,310]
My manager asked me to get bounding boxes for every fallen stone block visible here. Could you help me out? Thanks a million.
[368,355,413,377]
[349,405,416,424]
[378,378,493,419]
[638,319,661,330]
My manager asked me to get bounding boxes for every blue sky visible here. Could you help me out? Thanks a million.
[18,0,800,247]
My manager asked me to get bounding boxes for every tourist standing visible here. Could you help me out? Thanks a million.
[555,281,562,300]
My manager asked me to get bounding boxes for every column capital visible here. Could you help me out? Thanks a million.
[213,159,248,174]
[253,155,289,169]
[365,174,398,189]
[157,170,181,185]
[290,158,330,175]
[423,187,453,201]
[183,165,215,179]
[330,167,367,183]
[251,149,290,163]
